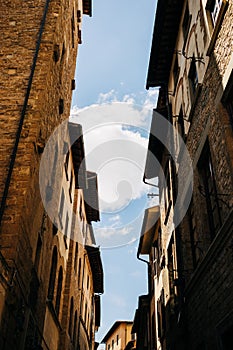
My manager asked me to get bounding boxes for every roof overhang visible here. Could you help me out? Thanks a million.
[83,0,92,16]
[84,171,100,223]
[85,246,104,294]
[68,122,87,189]
[144,89,168,180]
[146,0,184,89]
[138,206,160,255]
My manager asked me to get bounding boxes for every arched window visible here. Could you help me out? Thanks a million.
[55,266,63,315]
[69,297,74,337]
[48,246,57,300]
[74,242,78,273]
[73,310,77,344]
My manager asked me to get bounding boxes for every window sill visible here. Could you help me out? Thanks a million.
[206,0,228,56]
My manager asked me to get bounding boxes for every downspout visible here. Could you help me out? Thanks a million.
[137,252,152,350]
[0,0,51,228]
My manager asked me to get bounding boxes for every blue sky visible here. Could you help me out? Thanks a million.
[71,0,158,345]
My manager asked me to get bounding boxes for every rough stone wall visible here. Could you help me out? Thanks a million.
[180,1,233,348]
[0,0,82,348]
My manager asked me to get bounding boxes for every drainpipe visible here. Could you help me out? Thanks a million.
[0,0,51,228]
[137,252,152,350]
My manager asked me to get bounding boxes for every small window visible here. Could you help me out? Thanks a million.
[222,74,233,130]
[59,189,65,223]
[198,141,222,239]
[108,345,110,350]
[34,235,42,273]
[48,247,57,300]
[73,311,78,345]
[112,339,114,349]
[116,335,119,345]
[55,266,63,315]
[173,54,180,91]
[64,212,69,238]
[65,150,69,180]
[74,243,78,273]
[71,11,75,48]
[188,58,198,103]
[208,0,223,26]
[78,258,82,287]
[69,297,74,337]
[182,3,191,46]
[69,171,73,203]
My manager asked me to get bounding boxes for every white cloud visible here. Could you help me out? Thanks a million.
[108,214,121,222]
[70,90,159,213]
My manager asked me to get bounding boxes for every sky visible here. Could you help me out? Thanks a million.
[70,0,158,345]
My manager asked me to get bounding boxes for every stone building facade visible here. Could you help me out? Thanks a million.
[0,0,104,349]
[101,321,134,350]
[141,0,233,349]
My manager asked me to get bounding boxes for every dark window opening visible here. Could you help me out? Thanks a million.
[182,4,191,46]
[55,266,63,315]
[221,324,233,350]
[173,54,180,91]
[71,12,75,48]
[222,76,233,130]
[178,107,185,139]
[188,58,198,103]
[59,189,65,223]
[187,199,197,269]
[74,243,78,273]
[48,247,57,300]
[208,0,223,26]
[73,311,78,345]
[34,235,42,273]
[198,141,222,240]
[69,297,74,337]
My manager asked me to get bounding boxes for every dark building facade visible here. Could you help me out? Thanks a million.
[0,1,104,349]
[140,0,233,349]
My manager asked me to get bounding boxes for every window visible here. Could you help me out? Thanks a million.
[208,0,223,26]
[34,235,42,273]
[55,266,63,315]
[108,345,110,350]
[187,199,197,269]
[71,11,75,48]
[173,54,180,91]
[65,150,69,180]
[74,243,78,273]
[59,188,65,223]
[78,258,82,288]
[69,297,74,337]
[220,324,233,350]
[73,311,77,345]
[188,58,198,103]
[48,247,57,300]
[116,335,119,345]
[182,3,191,46]
[178,107,185,139]
[198,141,222,239]
[112,339,114,349]
[69,171,73,203]
[64,212,69,238]
[87,275,89,290]
[222,74,233,130]
[164,160,172,225]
